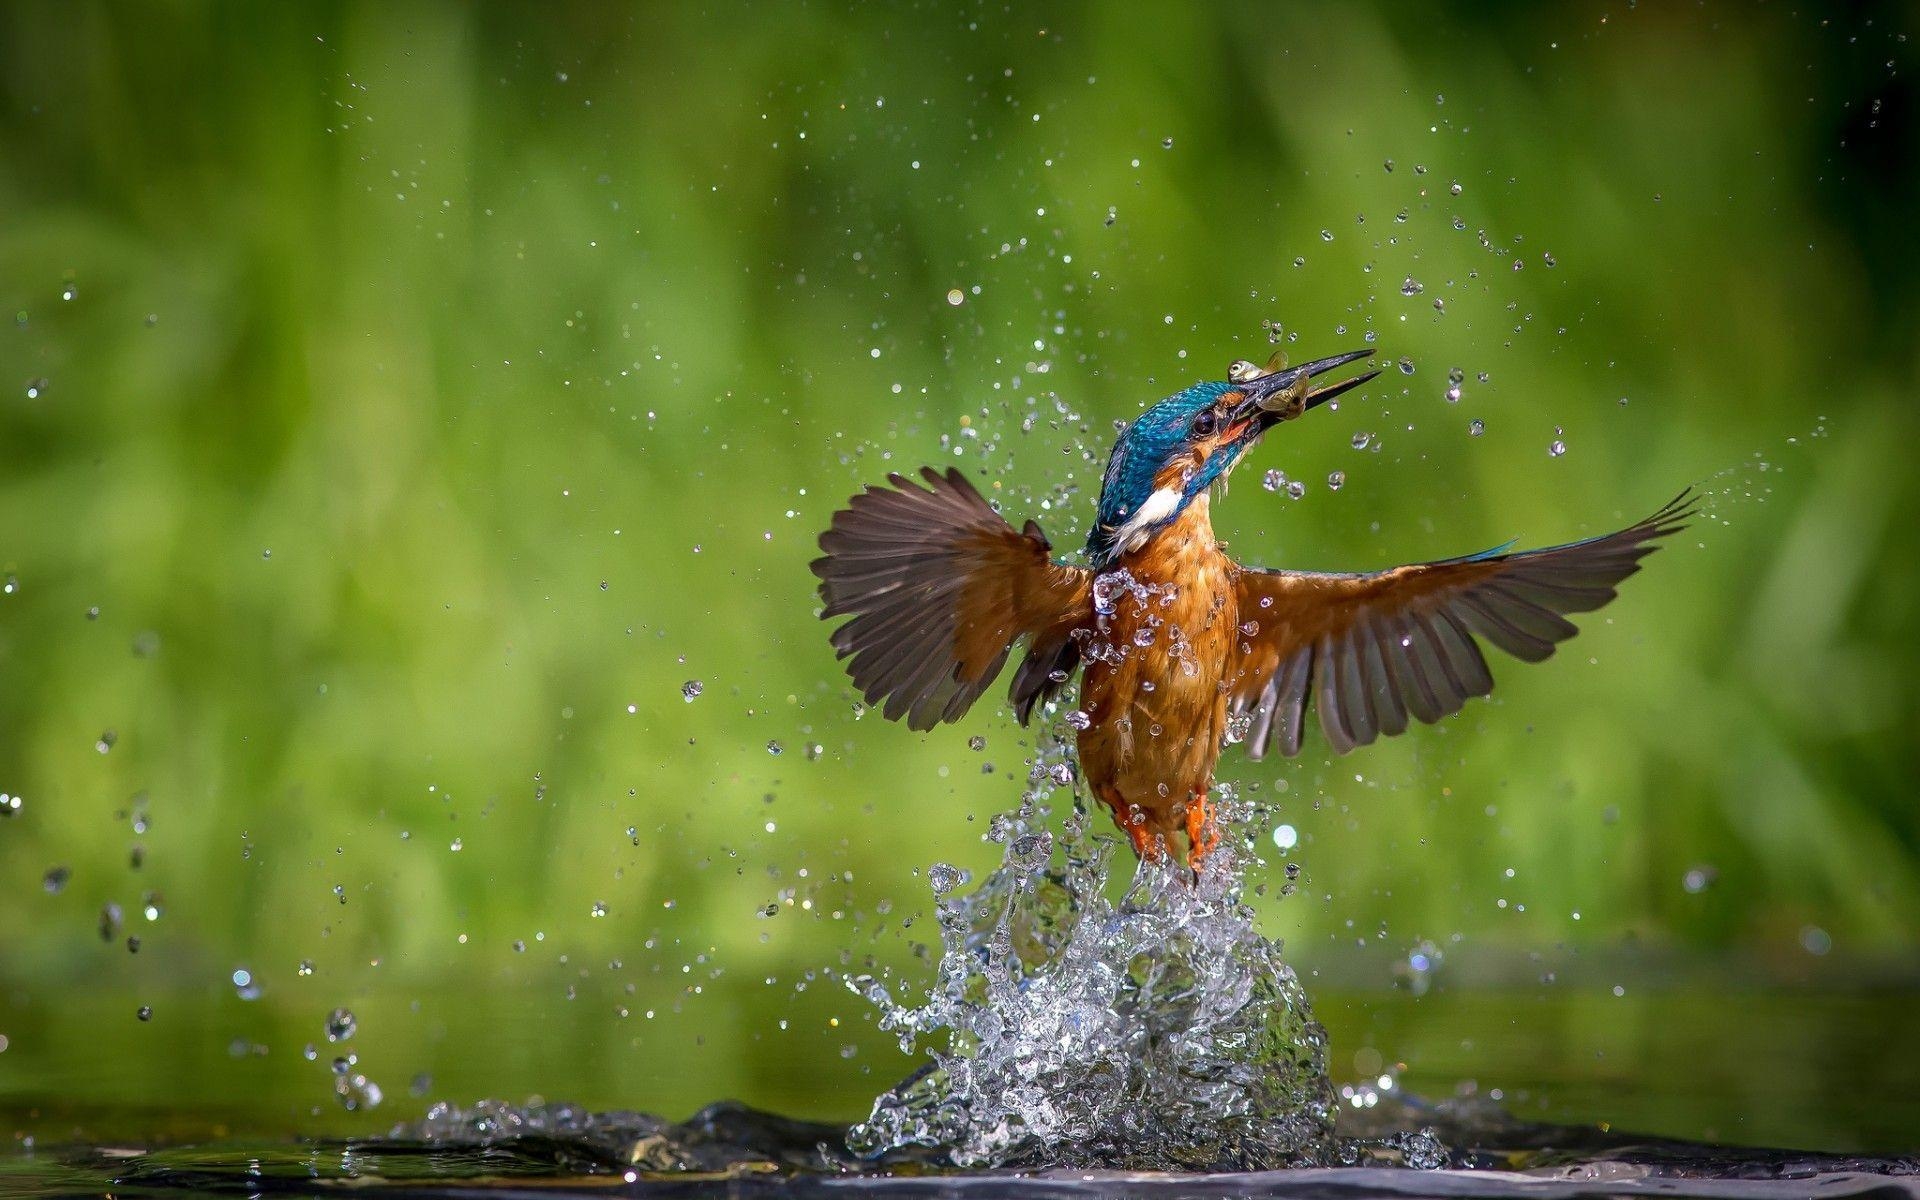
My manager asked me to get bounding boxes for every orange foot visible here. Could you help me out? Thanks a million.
[1105,788,1166,862]
[1185,792,1221,874]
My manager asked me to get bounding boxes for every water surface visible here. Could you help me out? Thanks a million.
[4,1095,1917,1199]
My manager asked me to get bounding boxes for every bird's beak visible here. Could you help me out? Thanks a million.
[1228,349,1380,434]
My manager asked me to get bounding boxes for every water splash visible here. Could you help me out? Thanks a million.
[844,741,1335,1171]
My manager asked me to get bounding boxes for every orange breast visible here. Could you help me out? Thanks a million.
[1076,498,1237,842]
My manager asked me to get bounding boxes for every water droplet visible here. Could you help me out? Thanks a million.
[680,679,704,701]
[1397,357,1415,375]
[1468,419,1486,437]
[23,379,47,400]
[1350,432,1373,450]
[232,968,261,1001]
[94,730,116,754]
[136,1005,152,1022]
[1010,830,1054,866]
[1449,181,1462,195]
[1161,137,1173,149]
[765,739,784,756]
[967,735,986,752]
[1261,468,1286,492]
[1064,710,1091,730]
[336,1073,383,1111]
[1400,276,1423,297]
[1326,470,1345,491]
[1285,480,1306,500]
[298,959,314,977]
[590,901,609,918]
[1682,866,1718,894]
[1548,439,1567,458]
[42,866,69,894]
[0,793,20,817]
[927,863,963,895]
[1444,386,1461,403]
[326,1007,358,1042]
[141,891,163,921]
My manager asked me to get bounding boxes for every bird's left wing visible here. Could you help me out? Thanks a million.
[1229,492,1694,758]
[812,467,1091,731]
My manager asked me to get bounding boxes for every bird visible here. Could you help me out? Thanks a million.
[811,347,1691,869]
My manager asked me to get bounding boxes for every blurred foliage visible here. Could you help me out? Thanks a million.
[1,0,1916,1149]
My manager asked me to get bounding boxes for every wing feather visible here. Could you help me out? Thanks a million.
[1362,616,1410,737]
[813,467,1091,731]
[1233,491,1692,758]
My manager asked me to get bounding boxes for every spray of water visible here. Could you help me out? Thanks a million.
[844,737,1338,1171]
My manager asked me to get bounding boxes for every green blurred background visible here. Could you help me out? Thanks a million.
[2,0,1917,1156]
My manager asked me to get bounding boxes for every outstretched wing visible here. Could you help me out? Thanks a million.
[812,467,1092,731]
[1229,492,1694,758]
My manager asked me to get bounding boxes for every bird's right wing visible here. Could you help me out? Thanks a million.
[812,467,1091,731]
[1228,492,1694,758]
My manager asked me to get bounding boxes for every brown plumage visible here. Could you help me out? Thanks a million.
[813,467,1088,732]
[811,355,1691,868]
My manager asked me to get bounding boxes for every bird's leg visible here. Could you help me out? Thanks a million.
[1185,789,1221,873]
[1124,811,1167,862]
[1105,788,1166,862]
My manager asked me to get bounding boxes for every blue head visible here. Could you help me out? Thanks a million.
[1086,349,1380,566]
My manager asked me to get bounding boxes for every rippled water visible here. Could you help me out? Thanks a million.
[4,1097,1915,1198]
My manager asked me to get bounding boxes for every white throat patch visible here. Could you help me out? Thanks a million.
[1110,486,1184,555]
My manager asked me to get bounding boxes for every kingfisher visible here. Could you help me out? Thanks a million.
[812,347,1690,869]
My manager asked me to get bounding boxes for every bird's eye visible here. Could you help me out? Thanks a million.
[1191,409,1218,437]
